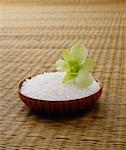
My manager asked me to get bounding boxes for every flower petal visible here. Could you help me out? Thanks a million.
[56,59,69,72]
[55,59,64,71]
[80,58,95,71]
[71,43,88,63]
[63,74,75,84]
[62,49,74,61]
[75,70,93,88]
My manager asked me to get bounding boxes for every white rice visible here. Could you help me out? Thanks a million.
[21,72,101,101]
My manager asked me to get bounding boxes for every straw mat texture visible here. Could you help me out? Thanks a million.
[0,0,126,149]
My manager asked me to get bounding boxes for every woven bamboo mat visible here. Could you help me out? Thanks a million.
[0,0,126,149]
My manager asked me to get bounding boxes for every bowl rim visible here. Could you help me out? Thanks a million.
[17,74,103,103]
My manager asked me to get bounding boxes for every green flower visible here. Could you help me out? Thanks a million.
[56,43,95,88]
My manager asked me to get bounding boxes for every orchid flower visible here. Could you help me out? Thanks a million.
[56,43,95,88]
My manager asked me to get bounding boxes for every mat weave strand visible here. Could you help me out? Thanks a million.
[0,0,126,149]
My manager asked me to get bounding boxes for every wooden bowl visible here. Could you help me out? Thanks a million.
[18,77,102,115]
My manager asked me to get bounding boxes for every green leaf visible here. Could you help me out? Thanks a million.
[63,74,75,84]
[80,58,95,71]
[71,43,88,63]
[75,70,93,88]
[62,49,74,61]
